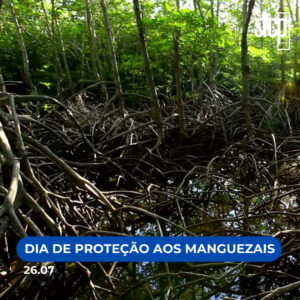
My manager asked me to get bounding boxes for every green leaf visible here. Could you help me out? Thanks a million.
[164,3,172,11]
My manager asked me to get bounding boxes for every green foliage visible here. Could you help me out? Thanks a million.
[43,103,53,111]
[0,0,298,108]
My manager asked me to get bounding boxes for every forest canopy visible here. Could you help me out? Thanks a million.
[1,0,300,299]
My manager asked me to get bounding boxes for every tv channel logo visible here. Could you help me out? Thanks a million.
[253,12,291,50]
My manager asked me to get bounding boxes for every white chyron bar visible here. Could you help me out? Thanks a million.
[254,12,291,50]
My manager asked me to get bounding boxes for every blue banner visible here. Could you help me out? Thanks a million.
[17,236,281,262]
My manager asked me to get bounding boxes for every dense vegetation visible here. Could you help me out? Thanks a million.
[1,0,300,299]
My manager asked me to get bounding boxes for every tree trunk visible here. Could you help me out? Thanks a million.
[279,0,285,83]
[297,0,299,23]
[241,0,255,139]
[173,0,185,137]
[100,0,124,116]
[193,0,197,10]
[0,66,5,92]
[209,0,220,84]
[133,0,163,139]
[51,0,74,94]
[295,0,300,97]
[86,0,102,82]
[8,0,37,94]
[41,0,63,98]
[209,0,216,83]
[195,0,204,19]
